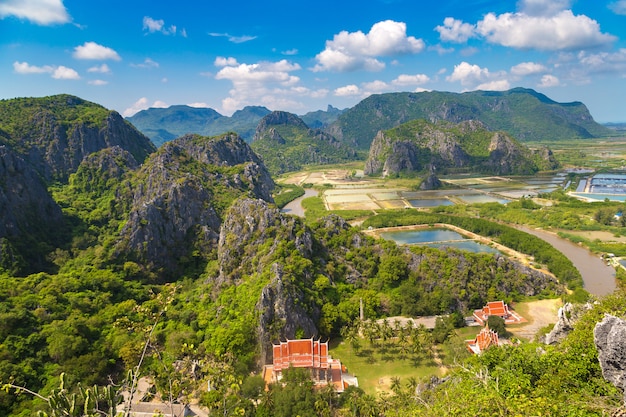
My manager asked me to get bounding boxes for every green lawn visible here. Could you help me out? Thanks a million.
[329,338,443,395]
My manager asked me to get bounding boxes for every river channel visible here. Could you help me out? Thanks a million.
[280,189,318,217]
[514,226,617,297]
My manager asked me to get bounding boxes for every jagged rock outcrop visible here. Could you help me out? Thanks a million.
[0,95,155,181]
[217,198,312,285]
[216,198,319,366]
[256,263,319,366]
[0,145,65,273]
[253,111,308,140]
[117,134,274,279]
[251,111,358,174]
[71,146,139,189]
[543,302,593,345]
[594,314,626,402]
[364,119,557,177]
[420,165,442,190]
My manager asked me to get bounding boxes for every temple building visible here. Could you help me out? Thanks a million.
[473,300,525,325]
[262,338,357,392]
[466,325,500,354]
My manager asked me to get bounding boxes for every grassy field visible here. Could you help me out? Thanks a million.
[329,338,443,395]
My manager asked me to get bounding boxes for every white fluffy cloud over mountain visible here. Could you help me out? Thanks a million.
[313,20,425,72]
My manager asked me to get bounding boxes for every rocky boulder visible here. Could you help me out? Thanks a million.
[594,314,626,402]
[543,302,592,345]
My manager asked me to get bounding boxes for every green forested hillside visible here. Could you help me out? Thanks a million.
[364,119,559,176]
[251,111,359,175]
[328,88,614,149]
[127,105,271,145]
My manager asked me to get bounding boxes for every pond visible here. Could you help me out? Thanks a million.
[408,199,454,208]
[379,228,500,254]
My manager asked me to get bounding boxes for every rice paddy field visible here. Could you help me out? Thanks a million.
[279,169,567,212]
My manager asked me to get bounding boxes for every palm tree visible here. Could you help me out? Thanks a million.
[390,376,402,395]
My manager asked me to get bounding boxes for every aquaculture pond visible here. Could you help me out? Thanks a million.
[379,228,501,254]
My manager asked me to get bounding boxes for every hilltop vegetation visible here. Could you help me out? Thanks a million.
[364,119,559,177]
[327,88,613,149]
[251,111,359,175]
[1,94,625,416]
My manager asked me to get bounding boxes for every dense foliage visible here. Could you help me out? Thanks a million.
[363,210,583,289]
[251,124,358,175]
[329,87,614,149]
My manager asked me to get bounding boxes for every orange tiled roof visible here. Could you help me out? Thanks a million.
[272,338,330,371]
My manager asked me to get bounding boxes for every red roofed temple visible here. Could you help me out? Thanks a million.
[466,325,500,354]
[262,338,357,392]
[473,301,525,325]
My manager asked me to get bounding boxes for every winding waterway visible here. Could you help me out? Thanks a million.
[280,188,318,217]
[281,190,618,297]
[514,225,617,297]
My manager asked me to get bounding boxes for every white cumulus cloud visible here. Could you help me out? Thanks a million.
[446,62,491,85]
[188,102,210,108]
[73,42,121,61]
[539,74,561,87]
[475,80,511,91]
[435,17,476,43]
[0,0,70,25]
[87,64,111,74]
[214,56,238,67]
[477,10,615,51]
[14,61,79,80]
[510,61,547,76]
[334,85,362,97]
[215,58,322,113]
[88,79,108,86]
[52,65,79,79]
[123,98,168,117]
[446,61,509,91]
[13,61,53,74]
[392,73,430,86]
[313,20,425,72]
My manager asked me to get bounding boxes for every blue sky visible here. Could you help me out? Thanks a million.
[1,0,626,122]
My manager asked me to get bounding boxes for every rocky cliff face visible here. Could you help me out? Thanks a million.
[117,134,274,279]
[253,111,308,140]
[0,95,155,182]
[365,119,555,177]
[217,198,319,365]
[251,111,358,175]
[0,145,65,273]
[594,314,626,403]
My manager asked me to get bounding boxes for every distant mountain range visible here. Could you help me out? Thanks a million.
[127,88,614,151]
[327,88,614,149]
[127,105,346,147]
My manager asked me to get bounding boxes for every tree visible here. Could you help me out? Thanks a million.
[486,315,509,337]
